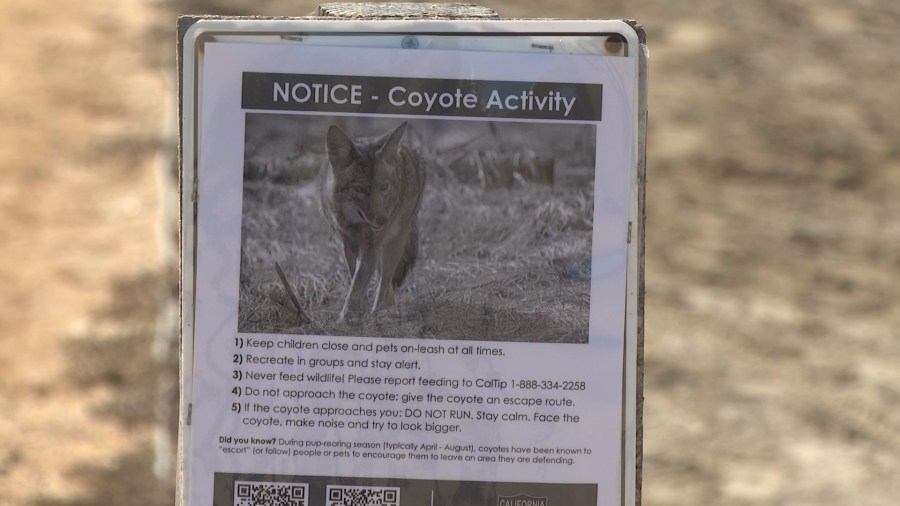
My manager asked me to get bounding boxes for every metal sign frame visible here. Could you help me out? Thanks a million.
[178,10,646,506]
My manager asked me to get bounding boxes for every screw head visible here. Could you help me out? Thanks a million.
[401,36,419,49]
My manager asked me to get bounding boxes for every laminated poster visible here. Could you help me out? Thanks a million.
[183,24,640,506]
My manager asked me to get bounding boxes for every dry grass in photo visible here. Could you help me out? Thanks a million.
[238,116,595,343]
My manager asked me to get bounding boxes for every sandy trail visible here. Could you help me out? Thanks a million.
[0,1,168,503]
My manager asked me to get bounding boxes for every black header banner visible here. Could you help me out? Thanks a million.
[241,72,602,121]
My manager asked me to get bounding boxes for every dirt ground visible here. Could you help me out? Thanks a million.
[1,1,898,505]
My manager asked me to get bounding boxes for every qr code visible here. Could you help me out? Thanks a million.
[234,480,308,506]
[327,485,400,506]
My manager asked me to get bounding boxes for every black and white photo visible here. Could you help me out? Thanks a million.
[238,115,597,343]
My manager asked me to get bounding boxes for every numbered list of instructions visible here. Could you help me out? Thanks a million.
[219,336,602,469]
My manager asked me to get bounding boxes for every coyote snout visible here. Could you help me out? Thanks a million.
[320,122,426,323]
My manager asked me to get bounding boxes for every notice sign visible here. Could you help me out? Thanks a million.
[181,19,643,506]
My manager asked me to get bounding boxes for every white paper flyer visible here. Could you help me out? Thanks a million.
[184,31,638,506]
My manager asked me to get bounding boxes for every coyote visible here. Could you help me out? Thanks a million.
[320,122,426,323]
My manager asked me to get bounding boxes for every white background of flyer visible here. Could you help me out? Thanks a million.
[188,41,636,504]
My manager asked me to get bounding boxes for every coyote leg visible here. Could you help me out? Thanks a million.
[339,249,374,323]
[373,228,411,312]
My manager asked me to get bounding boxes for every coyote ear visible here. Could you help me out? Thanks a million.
[326,125,355,173]
[377,122,407,162]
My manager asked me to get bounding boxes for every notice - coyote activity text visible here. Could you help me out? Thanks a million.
[320,122,427,323]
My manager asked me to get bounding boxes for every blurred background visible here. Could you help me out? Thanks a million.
[1,0,898,504]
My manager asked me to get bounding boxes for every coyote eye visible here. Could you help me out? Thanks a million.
[379,182,390,191]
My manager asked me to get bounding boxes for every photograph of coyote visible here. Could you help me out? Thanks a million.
[238,114,597,343]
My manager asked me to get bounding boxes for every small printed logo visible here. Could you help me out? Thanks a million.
[498,494,549,506]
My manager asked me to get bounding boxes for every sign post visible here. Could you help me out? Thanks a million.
[178,5,647,505]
